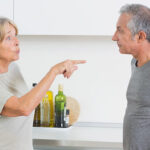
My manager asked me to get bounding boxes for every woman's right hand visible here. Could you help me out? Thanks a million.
[51,59,86,78]
[1,59,86,117]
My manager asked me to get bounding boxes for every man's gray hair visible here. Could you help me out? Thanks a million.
[120,4,150,42]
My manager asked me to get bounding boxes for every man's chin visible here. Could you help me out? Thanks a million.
[119,49,126,54]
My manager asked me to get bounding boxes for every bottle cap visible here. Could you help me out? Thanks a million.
[33,83,37,87]
[66,109,70,115]
[58,84,63,91]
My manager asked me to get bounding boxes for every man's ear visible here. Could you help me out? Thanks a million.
[138,31,147,42]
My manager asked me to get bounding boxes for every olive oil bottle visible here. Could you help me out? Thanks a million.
[46,91,54,127]
[41,94,50,127]
[41,90,54,127]
[33,83,41,127]
[55,84,66,128]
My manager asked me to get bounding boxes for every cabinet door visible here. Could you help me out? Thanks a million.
[0,0,13,19]
[14,0,119,35]
[14,0,150,35]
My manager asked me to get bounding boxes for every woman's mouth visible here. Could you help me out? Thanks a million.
[16,49,20,54]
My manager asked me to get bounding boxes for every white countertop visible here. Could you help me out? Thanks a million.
[32,123,123,149]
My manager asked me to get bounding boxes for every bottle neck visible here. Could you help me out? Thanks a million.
[58,91,63,95]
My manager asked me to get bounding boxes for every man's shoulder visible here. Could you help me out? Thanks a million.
[131,57,136,66]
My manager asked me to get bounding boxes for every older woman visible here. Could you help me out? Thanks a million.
[0,17,85,150]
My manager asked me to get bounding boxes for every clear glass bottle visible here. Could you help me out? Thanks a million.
[41,94,50,127]
[55,84,66,128]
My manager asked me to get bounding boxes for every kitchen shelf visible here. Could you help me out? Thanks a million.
[32,124,123,149]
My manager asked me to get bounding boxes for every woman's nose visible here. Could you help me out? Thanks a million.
[14,37,19,46]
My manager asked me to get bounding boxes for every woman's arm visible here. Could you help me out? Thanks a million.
[1,60,86,117]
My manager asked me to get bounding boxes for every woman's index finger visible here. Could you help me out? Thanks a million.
[72,60,87,65]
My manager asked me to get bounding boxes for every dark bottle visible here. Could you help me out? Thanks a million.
[64,109,70,128]
[33,83,41,127]
[55,84,66,128]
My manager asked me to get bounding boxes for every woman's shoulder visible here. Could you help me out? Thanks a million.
[9,62,20,73]
[9,62,19,69]
[0,62,19,78]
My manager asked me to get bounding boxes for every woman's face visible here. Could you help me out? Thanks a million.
[0,23,20,62]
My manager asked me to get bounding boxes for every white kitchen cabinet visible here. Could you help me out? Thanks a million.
[0,0,13,19]
[14,0,150,35]
[14,0,119,35]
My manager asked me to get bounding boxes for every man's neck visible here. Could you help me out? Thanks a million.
[135,53,150,67]
[133,43,150,67]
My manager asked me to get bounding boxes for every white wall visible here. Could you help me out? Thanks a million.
[17,35,132,123]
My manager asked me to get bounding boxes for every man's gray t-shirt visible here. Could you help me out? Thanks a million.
[0,62,34,150]
[123,58,150,150]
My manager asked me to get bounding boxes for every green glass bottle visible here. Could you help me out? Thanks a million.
[33,83,41,127]
[55,84,66,128]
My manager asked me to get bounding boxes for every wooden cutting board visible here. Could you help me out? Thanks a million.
[66,96,80,125]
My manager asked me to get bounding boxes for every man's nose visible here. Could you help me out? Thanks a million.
[112,31,117,41]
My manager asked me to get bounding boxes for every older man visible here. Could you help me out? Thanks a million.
[112,4,150,150]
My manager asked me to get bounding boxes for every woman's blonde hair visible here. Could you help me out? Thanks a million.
[0,17,18,42]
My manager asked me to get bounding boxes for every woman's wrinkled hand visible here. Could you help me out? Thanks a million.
[51,59,86,78]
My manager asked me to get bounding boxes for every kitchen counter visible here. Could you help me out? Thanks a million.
[32,122,123,150]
